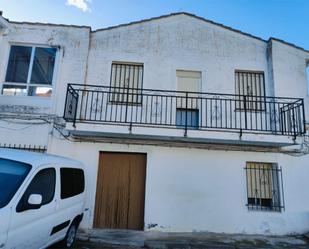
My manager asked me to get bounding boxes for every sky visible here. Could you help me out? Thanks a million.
[1,0,309,51]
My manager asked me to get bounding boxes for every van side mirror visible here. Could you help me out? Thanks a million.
[27,194,43,208]
[16,194,43,212]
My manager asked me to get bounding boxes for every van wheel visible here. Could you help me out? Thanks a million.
[63,223,77,248]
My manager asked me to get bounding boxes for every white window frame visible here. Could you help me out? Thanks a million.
[1,43,59,97]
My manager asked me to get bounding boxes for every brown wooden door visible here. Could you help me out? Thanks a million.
[94,152,146,230]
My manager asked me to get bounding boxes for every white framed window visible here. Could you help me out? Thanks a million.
[2,45,57,97]
[175,70,201,129]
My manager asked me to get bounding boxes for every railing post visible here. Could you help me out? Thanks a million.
[73,92,78,128]
[279,106,284,135]
[63,84,70,119]
[184,92,188,137]
[292,107,297,140]
[125,90,129,123]
[64,84,78,128]
[301,99,306,134]
[244,95,247,130]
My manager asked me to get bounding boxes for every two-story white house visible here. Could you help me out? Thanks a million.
[1,12,309,235]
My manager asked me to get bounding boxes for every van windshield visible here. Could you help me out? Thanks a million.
[0,158,31,208]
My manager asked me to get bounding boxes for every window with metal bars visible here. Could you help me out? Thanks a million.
[109,62,143,104]
[245,162,284,212]
[235,71,266,111]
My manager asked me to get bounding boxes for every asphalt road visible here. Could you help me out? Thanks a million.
[50,241,143,249]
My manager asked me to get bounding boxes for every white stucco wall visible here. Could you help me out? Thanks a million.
[86,15,270,96]
[61,14,309,143]
[1,13,309,235]
[1,14,308,143]
[270,39,309,117]
[48,136,309,235]
[0,22,90,147]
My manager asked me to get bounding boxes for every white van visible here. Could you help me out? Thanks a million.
[0,149,86,249]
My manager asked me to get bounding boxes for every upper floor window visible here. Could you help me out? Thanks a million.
[235,71,265,111]
[109,62,143,104]
[175,70,201,129]
[3,45,57,97]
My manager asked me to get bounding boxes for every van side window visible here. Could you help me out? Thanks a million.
[16,168,56,212]
[60,168,85,199]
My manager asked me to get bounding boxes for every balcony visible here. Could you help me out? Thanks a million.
[63,84,306,142]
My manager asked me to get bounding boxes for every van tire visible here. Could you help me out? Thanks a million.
[61,222,78,248]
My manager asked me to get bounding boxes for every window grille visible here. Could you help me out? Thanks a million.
[245,162,284,212]
[109,63,143,104]
[235,71,266,111]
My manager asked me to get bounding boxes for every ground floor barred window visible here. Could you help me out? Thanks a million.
[245,162,284,212]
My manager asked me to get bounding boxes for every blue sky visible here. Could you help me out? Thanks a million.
[1,0,309,51]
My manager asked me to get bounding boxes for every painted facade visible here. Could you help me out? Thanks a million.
[1,12,309,235]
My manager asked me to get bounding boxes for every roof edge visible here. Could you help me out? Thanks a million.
[0,15,10,29]
[269,37,309,54]
[10,21,91,29]
[4,14,91,30]
[2,12,308,53]
[92,12,267,43]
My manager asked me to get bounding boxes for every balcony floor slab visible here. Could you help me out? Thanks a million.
[68,130,295,152]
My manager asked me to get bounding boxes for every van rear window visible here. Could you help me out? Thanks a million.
[60,168,85,199]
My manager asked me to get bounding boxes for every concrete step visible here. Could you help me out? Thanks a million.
[77,229,309,249]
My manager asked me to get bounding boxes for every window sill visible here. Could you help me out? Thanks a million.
[1,94,52,98]
[0,95,52,108]
[246,205,283,213]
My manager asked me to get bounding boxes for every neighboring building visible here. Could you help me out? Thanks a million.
[1,12,309,235]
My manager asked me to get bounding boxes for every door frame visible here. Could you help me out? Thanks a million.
[93,151,147,230]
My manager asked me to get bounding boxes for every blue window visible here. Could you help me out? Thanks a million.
[176,108,199,129]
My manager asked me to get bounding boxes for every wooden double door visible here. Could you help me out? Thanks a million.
[94,152,146,230]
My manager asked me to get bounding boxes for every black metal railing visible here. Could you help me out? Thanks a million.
[63,84,306,137]
[0,143,46,153]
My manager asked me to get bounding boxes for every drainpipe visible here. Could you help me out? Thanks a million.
[83,28,92,86]
[79,27,92,120]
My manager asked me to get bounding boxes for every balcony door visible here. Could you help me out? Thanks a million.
[94,152,146,230]
[176,70,201,129]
